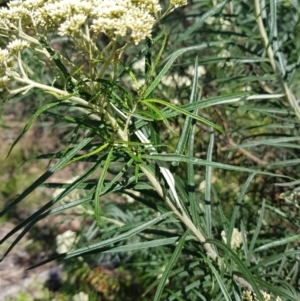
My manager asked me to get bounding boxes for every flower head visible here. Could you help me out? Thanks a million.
[7,39,30,54]
[56,229,78,254]
[221,227,243,250]
[0,49,10,64]
[73,291,89,301]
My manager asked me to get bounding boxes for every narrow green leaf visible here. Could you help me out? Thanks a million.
[246,200,266,265]
[207,239,264,301]
[254,234,300,252]
[166,280,201,301]
[0,158,104,260]
[169,1,227,51]
[0,137,93,217]
[144,49,186,99]
[39,38,75,91]
[227,136,300,149]
[214,188,228,236]
[240,222,249,263]
[134,92,251,130]
[103,236,180,254]
[249,250,300,272]
[94,147,113,226]
[152,33,167,72]
[153,231,189,301]
[228,173,257,249]
[28,212,174,269]
[143,98,223,133]
[141,154,288,178]
[262,159,300,168]
[162,92,251,118]
[7,101,60,157]
[103,158,135,194]
[172,56,199,168]
[205,129,214,238]
[166,290,186,301]
[254,277,298,301]
[142,101,175,134]
[62,142,109,168]
[269,0,276,43]
[275,179,300,187]
[164,40,233,64]
[201,256,232,301]
[187,92,202,229]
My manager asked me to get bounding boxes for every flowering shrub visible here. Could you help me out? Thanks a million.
[1,0,300,300]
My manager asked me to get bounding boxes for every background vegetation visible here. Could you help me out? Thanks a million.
[1,0,300,300]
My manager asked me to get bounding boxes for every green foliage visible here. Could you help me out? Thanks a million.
[1,0,300,300]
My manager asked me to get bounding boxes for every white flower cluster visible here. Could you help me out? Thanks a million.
[242,290,283,301]
[0,0,186,44]
[56,229,78,254]
[0,49,11,86]
[221,227,243,250]
[0,0,187,89]
[7,39,30,54]
[72,291,89,301]
[0,39,29,86]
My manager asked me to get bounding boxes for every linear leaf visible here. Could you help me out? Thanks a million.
[205,129,214,238]
[254,277,298,301]
[0,137,93,217]
[254,234,300,252]
[246,200,266,265]
[153,231,189,301]
[28,212,174,269]
[228,173,257,250]
[94,147,113,226]
[141,154,288,178]
[7,101,60,157]
[143,98,223,133]
[166,280,201,301]
[169,1,227,51]
[162,93,283,119]
[207,239,264,301]
[144,49,186,98]
[202,256,232,301]
[172,56,199,167]
[102,236,180,254]
[0,158,104,260]
[249,250,300,272]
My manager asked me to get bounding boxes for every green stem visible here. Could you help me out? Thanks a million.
[98,42,117,79]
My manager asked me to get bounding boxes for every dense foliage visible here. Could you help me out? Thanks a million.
[1,0,300,300]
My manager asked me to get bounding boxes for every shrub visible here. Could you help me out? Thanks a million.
[1,1,300,300]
